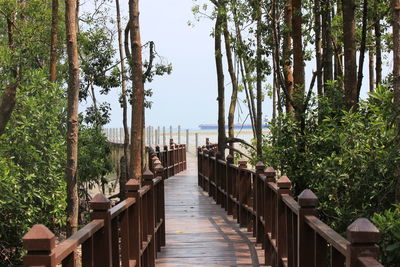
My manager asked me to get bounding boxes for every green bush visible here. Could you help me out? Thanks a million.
[372,205,400,267]
[0,70,66,265]
[256,85,397,247]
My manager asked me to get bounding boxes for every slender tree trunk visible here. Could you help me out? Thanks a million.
[283,0,294,113]
[292,0,305,113]
[223,15,238,156]
[356,0,368,99]
[49,0,59,82]
[375,4,382,86]
[392,0,400,203]
[322,0,333,96]
[314,0,323,111]
[333,4,343,84]
[116,0,129,199]
[215,5,226,157]
[255,0,262,158]
[273,73,277,120]
[128,0,144,181]
[65,0,80,237]
[369,37,375,92]
[342,0,358,110]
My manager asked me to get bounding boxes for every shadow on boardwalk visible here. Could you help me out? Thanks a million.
[156,152,264,266]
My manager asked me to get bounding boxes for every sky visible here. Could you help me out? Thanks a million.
[84,0,391,130]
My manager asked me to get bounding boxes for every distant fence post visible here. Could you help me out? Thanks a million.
[169,126,172,139]
[163,126,166,146]
[178,125,181,144]
[186,129,189,150]
[195,133,198,150]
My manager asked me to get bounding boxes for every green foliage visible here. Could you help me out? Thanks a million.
[372,205,400,266]
[258,85,396,236]
[0,70,66,265]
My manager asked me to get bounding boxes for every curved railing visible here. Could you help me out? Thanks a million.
[197,144,383,267]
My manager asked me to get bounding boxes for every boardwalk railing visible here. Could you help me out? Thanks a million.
[22,143,187,267]
[197,144,384,267]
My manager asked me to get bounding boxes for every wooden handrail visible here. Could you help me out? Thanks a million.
[22,141,187,267]
[197,143,384,267]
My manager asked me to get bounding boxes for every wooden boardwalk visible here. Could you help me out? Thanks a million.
[156,152,264,266]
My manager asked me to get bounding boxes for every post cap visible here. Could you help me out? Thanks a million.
[153,159,161,165]
[154,164,164,174]
[277,176,292,189]
[163,145,168,151]
[347,218,380,244]
[215,151,222,159]
[256,162,265,171]
[143,169,154,180]
[265,167,276,177]
[298,189,318,207]
[226,154,234,163]
[90,193,111,211]
[126,179,141,191]
[23,224,55,251]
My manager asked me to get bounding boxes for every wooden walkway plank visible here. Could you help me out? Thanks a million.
[156,153,264,266]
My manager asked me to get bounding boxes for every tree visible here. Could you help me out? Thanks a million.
[116,0,129,199]
[128,0,145,181]
[342,0,358,110]
[65,0,80,236]
[392,0,400,203]
[49,0,59,82]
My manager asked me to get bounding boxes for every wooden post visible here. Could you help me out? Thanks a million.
[277,176,291,267]
[157,126,161,145]
[346,218,380,266]
[226,154,234,215]
[255,162,265,244]
[238,159,248,227]
[155,164,166,246]
[297,189,318,267]
[186,129,189,150]
[178,125,181,144]
[23,225,56,267]
[143,170,156,267]
[126,179,141,266]
[90,194,112,267]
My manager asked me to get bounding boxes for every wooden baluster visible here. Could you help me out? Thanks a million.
[143,170,156,267]
[264,167,276,266]
[297,189,318,267]
[82,234,94,267]
[255,162,265,244]
[346,218,380,267]
[89,194,112,267]
[209,149,215,198]
[183,144,187,170]
[155,164,166,247]
[238,159,248,228]
[22,224,56,267]
[126,179,141,266]
[277,176,291,267]
[163,145,169,178]
[198,147,202,187]
[226,154,234,215]
[215,151,222,205]
[111,216,119,267]
[203,148,209,192]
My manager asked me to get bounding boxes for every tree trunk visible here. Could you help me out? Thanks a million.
[392,0,400,203]
[128,0,145,181]
[65,0,80,237]
[356,0,368,99]
[292,0,305,112]
[283,0,294,113]
[322,0,333,96]
[314,0,323,110]
[223,15,238,156]
[255,0,262,158]
[342,0,358,110]
[116,0,129,199]
[0,83,18,136]
[369,36,375,92]
[49,0,59,82]
[215,6,226,157]
[375,4,382,86]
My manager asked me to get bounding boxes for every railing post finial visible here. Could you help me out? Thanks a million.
[346,218,380,266]
[23,224,56,267]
